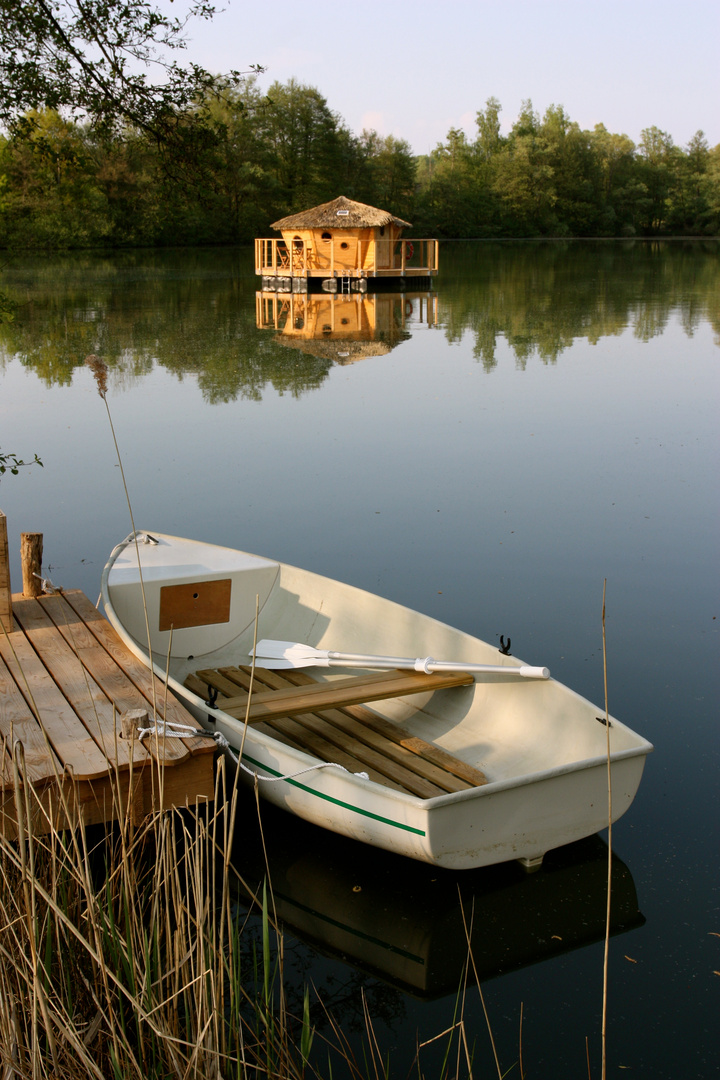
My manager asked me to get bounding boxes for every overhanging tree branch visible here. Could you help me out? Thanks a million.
[0,0,256,147]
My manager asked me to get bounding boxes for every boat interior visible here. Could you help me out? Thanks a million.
[184,664,488,798]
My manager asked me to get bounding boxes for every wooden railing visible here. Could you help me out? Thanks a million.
[255,238,438,277]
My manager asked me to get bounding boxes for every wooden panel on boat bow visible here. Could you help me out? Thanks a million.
[158,579,232,631]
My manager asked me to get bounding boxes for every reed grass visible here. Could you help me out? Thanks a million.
[0,751,328,1079]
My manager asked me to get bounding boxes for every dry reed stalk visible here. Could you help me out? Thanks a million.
[457,893,503,1080]
[601,580,613,1080]
[85,354,160,728]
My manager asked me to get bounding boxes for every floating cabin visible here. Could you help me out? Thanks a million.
[255,195,438,293]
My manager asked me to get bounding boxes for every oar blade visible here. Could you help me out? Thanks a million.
[251,639,328,668]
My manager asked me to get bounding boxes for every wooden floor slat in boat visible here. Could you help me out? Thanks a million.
[186,664,488,797]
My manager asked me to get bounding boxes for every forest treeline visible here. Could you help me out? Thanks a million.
[1,79,718,249]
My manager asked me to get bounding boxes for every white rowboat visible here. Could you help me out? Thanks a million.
[101,532,652,870]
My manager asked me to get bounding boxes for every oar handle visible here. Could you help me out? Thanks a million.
[252,641,550,679]
[425,660,550,679]
[326,655,550,679]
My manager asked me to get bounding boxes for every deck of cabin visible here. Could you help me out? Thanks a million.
[255,236,438,283]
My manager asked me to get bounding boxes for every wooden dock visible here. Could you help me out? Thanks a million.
[1,513,217,839]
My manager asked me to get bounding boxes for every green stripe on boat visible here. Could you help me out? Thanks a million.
[238,750,426,836]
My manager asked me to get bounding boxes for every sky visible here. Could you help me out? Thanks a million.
[182,0,720,155]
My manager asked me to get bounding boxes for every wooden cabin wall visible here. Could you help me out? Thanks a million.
[368,224,402,270]
[277,223,406,274]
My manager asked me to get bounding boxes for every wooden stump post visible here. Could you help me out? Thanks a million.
[21,533,44,597]
[0,509,11,630]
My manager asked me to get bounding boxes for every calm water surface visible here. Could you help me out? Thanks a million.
[1,240,718,1078]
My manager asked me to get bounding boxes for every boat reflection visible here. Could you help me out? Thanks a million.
[231,795,644,1000]
[255,291,438,364]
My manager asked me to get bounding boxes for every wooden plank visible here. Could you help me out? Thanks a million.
[213,669,475,723]
[0,752,216,841]
[206,664,441,792]
[11,596,153,773]
[0,509,11,632]
[264,713,439,797]
[0,651,61,787]
[0,619,112,782]
[220,660,479,790]
[60,591,213,758]
[343,703,489,787]
[36,592,192,767]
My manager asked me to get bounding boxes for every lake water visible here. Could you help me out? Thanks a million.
[1,240,718,1078]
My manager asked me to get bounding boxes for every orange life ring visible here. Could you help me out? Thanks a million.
[405,241,414,259]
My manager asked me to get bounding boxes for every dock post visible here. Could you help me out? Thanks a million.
[0,509,11,630]
[21,532,44,597]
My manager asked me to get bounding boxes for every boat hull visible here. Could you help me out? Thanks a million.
[102,533,652,870]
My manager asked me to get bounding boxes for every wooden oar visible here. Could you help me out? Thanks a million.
[251,640,550,679]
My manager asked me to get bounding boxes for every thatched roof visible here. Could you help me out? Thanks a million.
[271,196,411,231]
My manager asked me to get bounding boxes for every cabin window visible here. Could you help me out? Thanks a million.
[321,232,332,242]
[340,241,349,250]
[379,226,385,236]
[292,235,303,250]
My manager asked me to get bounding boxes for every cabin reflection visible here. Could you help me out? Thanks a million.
[231,795,644,1000]
[256,291,438,364]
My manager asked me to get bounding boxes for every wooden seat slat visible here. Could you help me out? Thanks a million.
[206,667,474,723]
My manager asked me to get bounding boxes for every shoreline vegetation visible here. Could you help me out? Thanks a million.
[0,85,718,251]
[0,753,501,1079]
[0,748,345,1078]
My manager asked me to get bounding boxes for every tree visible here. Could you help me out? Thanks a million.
[492,102,557,234]
[701,142,720,234]
[475,97,503,162]
[0,1,247,148]
[0,108,111,247]
[415,128,487,237]
[538,106,601,235]
[590,124,644,234]
[670,130,711,233]
[354,132,416,216]
[260,80,350,211]
[637,126,679,232]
